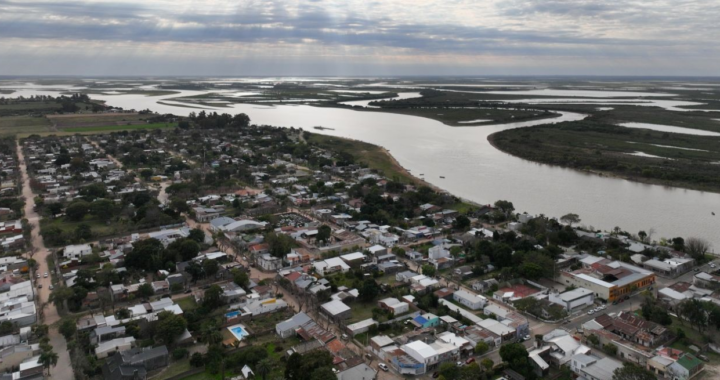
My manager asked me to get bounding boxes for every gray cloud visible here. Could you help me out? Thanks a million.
[0,0,718,75]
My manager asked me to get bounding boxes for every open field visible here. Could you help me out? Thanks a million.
[339,106,560,127]
[47,112,147,128]
[0,115,52,135]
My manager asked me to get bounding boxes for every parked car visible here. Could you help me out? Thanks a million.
[588,310,594,315]
[43,272,48,278]
[36,273,40,278]
[37,284,42,289]
[522,335,531,341]
[432,372,440,378]
[49,285,54,290]
[378,363,389,372]
[466,357,476,365]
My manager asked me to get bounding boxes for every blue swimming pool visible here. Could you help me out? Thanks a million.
[226,311,241,318]
[227,324,249,341]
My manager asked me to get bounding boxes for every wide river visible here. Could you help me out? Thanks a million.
[11,88,720,249]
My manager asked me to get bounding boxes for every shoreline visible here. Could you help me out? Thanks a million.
[487,132,720,195]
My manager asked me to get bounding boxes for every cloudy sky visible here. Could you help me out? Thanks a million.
[1,0,718,76]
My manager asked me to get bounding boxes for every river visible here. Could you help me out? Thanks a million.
[7,87,720,249]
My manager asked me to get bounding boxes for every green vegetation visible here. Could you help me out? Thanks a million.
[491,118,720,192]
[0,115,52,135]
[64,122,177,132]
[306,132,417,183]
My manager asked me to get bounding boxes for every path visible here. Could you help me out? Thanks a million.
[16,141,74,379]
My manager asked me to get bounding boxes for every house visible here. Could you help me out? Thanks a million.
[313,257,351,275]
[454,265,474,279]
[410,313,440,329]
[102,345,169,380]
[96,337,136,359]
[340,252,366,267]
[257,254,282,271]
[570,354,623,380]
[90,326,126,345]
[643,258,694,278]
[0,344,37,372]
[276,312,312,338]
[336,362,377,380]
[548,288,595,311]
[64,243,92,259]
[346,319,378,337]
[193,207,221,222]
[453,289,487,310]
[667,353,704,380]
[378,297,409,315]
[320,300,352,321]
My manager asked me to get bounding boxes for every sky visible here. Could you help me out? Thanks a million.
[1,0,719,76]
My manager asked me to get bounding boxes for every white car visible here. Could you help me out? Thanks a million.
[36,273,40,278]
[43,272,48,278]
[378,363,389,372]
[588,310,595,315]
[711,263,716,268]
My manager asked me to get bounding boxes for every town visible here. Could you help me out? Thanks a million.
[0,109,716,380]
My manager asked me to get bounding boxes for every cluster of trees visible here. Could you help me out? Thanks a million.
[513,297,568,321]
[676,298,720,333]
[124,230,204,272]
[188,111,251,129]
[640,297,672,326]
[41,185,185,246]
[499,343,536,380]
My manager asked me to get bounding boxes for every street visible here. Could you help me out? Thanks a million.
[16,143,74,379]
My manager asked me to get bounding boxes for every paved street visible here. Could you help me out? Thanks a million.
[16,143,74,379]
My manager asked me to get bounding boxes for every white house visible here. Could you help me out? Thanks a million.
[64,244,92,259]
[548,288,595,311]
[453,289,487,310]
[313,257,351,275]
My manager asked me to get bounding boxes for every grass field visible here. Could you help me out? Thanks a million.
[63,122,177,132]
[0,116,52,135]
[306,132,416,183]
[40,216,134,246]
[359,106,559,127]
[176,296,198,312]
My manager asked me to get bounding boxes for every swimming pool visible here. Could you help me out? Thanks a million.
[226,311,241,318]
[227,324,249,341]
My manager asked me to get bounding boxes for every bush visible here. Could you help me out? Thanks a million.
[173,348,188,360]
[190,352,204,367]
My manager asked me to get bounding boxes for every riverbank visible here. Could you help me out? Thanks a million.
[488,119,720,194]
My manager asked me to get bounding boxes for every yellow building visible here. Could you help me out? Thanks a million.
[560,259,655,302]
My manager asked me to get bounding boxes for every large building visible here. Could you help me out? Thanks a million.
[560,258,655,302]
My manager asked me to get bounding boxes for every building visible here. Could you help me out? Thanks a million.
[346,319,378,337]
[667,353,704,380]
[452,289,487,310]
[102,345,169,380]
[276,312,312,338]
[96,337,136,359]
[548,288,595,311]
[0,344,37,372]
[642,258,694,278]
[378,298,409,315]
[560,259,656,302]
[571,354,623,380]
[320,300,352,321]
[313,257,351,275]
[336,362,377,380]
[64,243,92,259]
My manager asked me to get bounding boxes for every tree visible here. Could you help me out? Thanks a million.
[475,341,489,355]
[188,228,205,243]
[140,169,154,180]
[439,362,459,379]
[232,269,249,288]
[638,231,647,243]
[686,237,711,263]
[480,358,494,371]
[265,232,294,258]
[359,278,380,303]
[421,264,436,277]
[126,238,165,270]
[256,358,274,380]
[203,259,219,278]
[309,367,336,380]
[316,225,331,244]
[190,352,204,367]
[203,284,223,309]
[453,215,471,230]
[58,319,76,340]
[612,363,657,380]
[39,349,58,376]
[499,343,532,378]
[587,334,599,346]
[74,223,92,241]
[604,343,618,356]
[560,213,581,227]
[138,283,154,299]
[155,311,187,345]
[47,202,63,216]
[65,200,90,221]
[90,199,117,221]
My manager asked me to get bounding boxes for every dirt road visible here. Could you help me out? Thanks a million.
[16,142,74,379]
